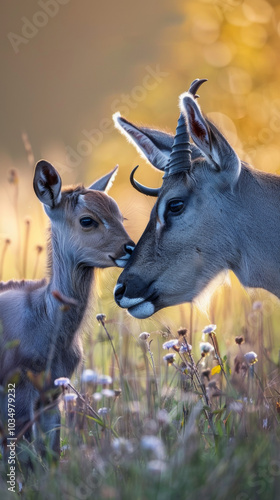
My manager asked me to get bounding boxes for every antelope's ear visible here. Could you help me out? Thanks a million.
[180,93,241,185]
[33,160,62,208]
[113,112,173,171]
[89,165,118,193]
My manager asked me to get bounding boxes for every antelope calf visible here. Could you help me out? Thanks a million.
[0,160,134,459]
[113,79,280,318]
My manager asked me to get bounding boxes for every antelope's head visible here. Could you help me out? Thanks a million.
[113,79,242,318]
[33,162,134,269]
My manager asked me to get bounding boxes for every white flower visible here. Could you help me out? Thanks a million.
[101,389,115,398]
[202,324,217,334]
[93,392,102,401]
[163,353,176,365]
[147,460,167,474]
[244,351,258,365]
[54,377,70,387]
[81,369,98,383]
[98,407,110,415]
[63,393,78,402]
[162,339,179,350]
[97,375,113,385]
[179,343,192,353]
[112,438,134,455]
[141,436,166,460]
[199,342,214,356]
[202,324,216,340]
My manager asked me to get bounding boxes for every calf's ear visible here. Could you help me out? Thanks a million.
[33,160,62,209]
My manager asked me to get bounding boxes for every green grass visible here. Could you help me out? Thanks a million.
[1,296,280,500]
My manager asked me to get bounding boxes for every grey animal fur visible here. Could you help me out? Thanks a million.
[113,81,280,319]
[0,160,134,461]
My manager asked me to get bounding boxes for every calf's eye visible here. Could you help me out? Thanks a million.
[80,217,99,228]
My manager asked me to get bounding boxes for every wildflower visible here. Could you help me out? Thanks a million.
[112,438,134,455]
[81,369,98,383]
[97,375,113,385]
[139,332,150,341]
[235,336,244,345]
[147,460,167,474]
[202,324,217,334]
[96,313,106,323]
[141,435,166,460]
[162,339,179,350]
[156,409,171,426]
[202,324,216,341]
[54,377,70,388]
[93,392,102,401]
[199,342,214,356]
[98,407,110,416]
[177,327,188,336]
[101,389,115,398]
[163,353,176,365]
[179,343,192,353]
[244,351,258,365]
[63,393,78,402]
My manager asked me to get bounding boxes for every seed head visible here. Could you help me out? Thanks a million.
[177,327,188,336]
[235,336,244,345]
[96,313,106,323]
[139,332,150,341]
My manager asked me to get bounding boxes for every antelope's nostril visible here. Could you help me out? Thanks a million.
[114,282,126,302]
[124,242,135,255]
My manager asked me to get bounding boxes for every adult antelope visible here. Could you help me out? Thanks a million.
[113,79,280,319]
[0,160,134,459]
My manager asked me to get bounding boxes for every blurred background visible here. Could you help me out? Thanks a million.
[1,0,280,342]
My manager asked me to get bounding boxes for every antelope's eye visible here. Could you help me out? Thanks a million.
[167,199,185,214]
[80,217,99,228]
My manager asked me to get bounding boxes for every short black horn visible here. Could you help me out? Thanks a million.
[188,78,208,99]
[164,113,192,177]
[130,166,160,197]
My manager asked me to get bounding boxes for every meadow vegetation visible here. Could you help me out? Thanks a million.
[1,1,280,498]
